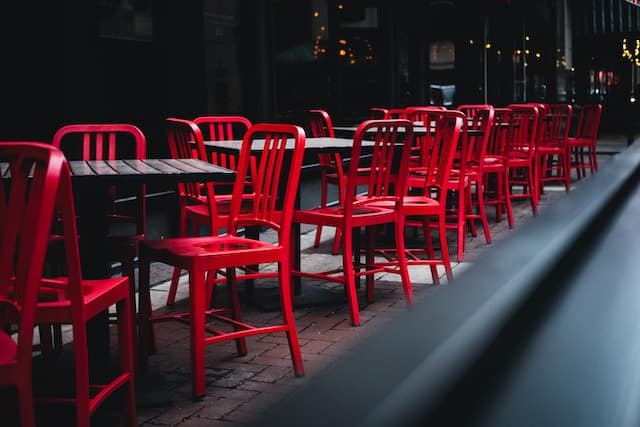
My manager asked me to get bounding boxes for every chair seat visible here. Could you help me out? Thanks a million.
[141,235,282,267]
[294,204,395,227]
[35,277,130,323]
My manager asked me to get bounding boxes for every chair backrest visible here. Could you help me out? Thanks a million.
[464,106,495,169]
[309,109,336,137]
[486,108,512,157]
[224,123,306,244]
[457,104,493,119]
[0,142,64,370]
[52,123,146,160]
[505,104,540,160]
[51,123,147,234]
[406,107,450,167]
[342,119,414,215]
[414,110,464,199]
[194,115,252,170]
[574,103,603,141]
[540,103,573,146]
[165,118,216,223]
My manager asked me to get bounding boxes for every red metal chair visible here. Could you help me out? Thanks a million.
[536,103,573,193]
[399,110,463,283]
[309,109,344,255]
[482,108,511,222]
[52,124,146,317]
[503,104,540,228]
[455,106,495,259]
[164,118,253,306]
[138,123,306,398]
[293,119,415,326]
[0,142,136,426]
[567,103,602,179]
[0,142,64,427]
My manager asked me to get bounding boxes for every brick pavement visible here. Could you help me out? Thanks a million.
[23,138,625,426]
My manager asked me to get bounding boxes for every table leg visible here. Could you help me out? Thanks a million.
[77,186,112,381]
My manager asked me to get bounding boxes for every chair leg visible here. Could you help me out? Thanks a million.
[394,215,414,309]
[116,296,136,426]
[528,165,538,215]
[341,226,361,326]
[278,259,305,377]
[226,268,248,356]
[189,270,207,398]
[475,178,492,244]
[331,226,342,255]
[18,382,36,427]
[313,175,328,248]
[438,213,453,281]
[138,259,155,368]
[73,319,91,427]
[505,168,515,229]
[423,218,440,284]
[456,187,466,262]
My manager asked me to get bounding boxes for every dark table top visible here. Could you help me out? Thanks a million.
[203,136,359,153]
[66,158,235,185]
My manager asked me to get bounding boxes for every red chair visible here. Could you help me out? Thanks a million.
[0,142,136,426]
[309,109,344,255]
[482,108,511,222]
[0,142,65,427]
[567,103,602,179]
[164,118,248,305]
[455,106,495,259]
[138,123,306,398]
[503,104,540,228]
[294,119,415,326]
[536,103,573,193]
[163,116,254,306]
[399,110,464,283]
[52,124,146,316]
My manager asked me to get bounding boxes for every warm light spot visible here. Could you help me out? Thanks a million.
[516,49,522,55]
[339,49,347,56]
[313,11,319,17]
[469,39,475,45]
[339,39,347,45]
[535,52,541,58]
[571,67,575,72]
[525,35,530,41]
[320,26,326,31]
[338,4,344,9]
[525,49,530,55]
[485,42,492,49]
[497,50,502,55]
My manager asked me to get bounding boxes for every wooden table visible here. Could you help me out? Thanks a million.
[68,158,236,373]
